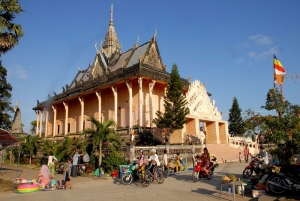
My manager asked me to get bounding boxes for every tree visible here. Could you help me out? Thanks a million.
[152,63,189,142]
[21,135,38,165]
[0,0,24,55]
[0,61,13,129]
[261,88,300,164]
[83,117,121,168]
[228,97,245,136]
[0,0,23,129]
[243,109,270,142]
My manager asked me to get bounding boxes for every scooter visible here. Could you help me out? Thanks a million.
[243,157,271,178]
[267,171,300,194]
[192,157,216,182]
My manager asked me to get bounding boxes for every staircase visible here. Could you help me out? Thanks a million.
[206,144,242,163]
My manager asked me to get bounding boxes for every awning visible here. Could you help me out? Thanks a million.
[0,128,20,149]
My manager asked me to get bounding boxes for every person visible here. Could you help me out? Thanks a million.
[258,146,269,169]
[134,149,145,180]
[83,152,90,163]
[38,159,51,189]
[200,147,210,175]
[71,150,83,177]
[238,151,242,163]
[63,158,72,190]
[244,144,250,163]
[175,153,184,173]
[147,149,160,177]
[48,151,58,178]
[163,150,168,177]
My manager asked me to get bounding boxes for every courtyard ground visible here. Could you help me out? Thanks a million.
[0,162,299,201]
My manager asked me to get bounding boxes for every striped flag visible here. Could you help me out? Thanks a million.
[273,55,286,85]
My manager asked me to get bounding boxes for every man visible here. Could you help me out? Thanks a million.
[147,149,160,177]
[244,144,250,163]
[71,150,83,177]
[163,150,168,177]
[258,146,269,169]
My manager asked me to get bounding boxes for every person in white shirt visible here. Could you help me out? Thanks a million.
[147,149,160,177]
[47,151,57,178]
[258,146,269,169]
[163,150,168,176]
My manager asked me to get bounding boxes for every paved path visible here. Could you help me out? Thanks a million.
[0,162,285,201]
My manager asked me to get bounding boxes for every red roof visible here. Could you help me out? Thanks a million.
[0,128,20,148]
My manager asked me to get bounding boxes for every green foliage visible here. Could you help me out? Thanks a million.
[0,61,13,130]
[0,0,24,55]
[228,97,245,136]
[102,151,126,173]
[83,118,121,168]
[54,137,76,161]
[20,135,39,165]
[153,63,189,141]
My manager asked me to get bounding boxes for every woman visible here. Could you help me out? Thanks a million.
[48,151,57,178]
[38,159,51,189]
[200,148,210,175]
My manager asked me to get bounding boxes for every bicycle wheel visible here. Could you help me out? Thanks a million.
[156,169,165,184]
[141,172,150,187]
[121,173,133,185]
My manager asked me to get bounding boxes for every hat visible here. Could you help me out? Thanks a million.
[139,149,143,153]
[150,149,156,153]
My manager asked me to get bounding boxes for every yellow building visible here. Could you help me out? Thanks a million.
[33,5,228,145]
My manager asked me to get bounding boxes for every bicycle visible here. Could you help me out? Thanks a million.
[144,164,164,184]
[121,163,150,187]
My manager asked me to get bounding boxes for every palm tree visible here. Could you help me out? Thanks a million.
[83,117,121,168]
[21,135,38,165]
[0,0,24,55]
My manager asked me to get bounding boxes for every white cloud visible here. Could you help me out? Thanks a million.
[7,65,28,79]
[248,34,273,45]
[248,46,279,60]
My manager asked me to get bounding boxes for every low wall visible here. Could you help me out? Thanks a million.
[228,136,259,154]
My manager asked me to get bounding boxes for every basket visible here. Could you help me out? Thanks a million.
[222,180,232,184]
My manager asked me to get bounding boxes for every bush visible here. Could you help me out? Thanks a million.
[102,151,127,173]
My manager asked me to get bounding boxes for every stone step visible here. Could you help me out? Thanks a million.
[206,144,242,163]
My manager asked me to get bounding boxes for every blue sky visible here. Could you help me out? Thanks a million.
[2,0,300,134]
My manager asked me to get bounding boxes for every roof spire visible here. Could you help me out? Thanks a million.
[110,4,113,26]
[102,4,121,61]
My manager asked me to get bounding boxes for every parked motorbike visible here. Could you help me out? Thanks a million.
[77,163,86,176]
[242,157,271,178]
[192,157,216,182]
[267,166,300,194]
[211,155,219,168]
[55,160,65,174]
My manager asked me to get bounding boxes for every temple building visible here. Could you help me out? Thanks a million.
[33,5,229,145]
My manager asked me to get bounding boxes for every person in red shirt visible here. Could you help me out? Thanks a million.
[244,144,250,163]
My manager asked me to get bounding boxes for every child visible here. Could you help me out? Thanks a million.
[238,152,242,163]
[63,158,72,190]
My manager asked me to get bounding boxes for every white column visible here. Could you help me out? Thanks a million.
[78,97,84,131]
[95,91,102,122]
[126,81,132,130]
[149,80,156,127]
[39,110,43,137]
[111,85,118,125]
[36,111,39,136]
[138,77,143,126]
[63,101,68,135]
[52,106,56,136]
[44,109,48,137]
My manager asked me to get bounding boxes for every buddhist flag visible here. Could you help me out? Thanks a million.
[273,55,286,85]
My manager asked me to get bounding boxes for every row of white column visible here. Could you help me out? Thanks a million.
[35,78,158,137]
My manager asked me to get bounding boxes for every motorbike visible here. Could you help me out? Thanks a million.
[267,166,300,194]
[192,157,217,182]
[121,163,150,187]
[211,155,219,168]
[55,160,65,174]
[242,157,271,178]
[77,163,86,176]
